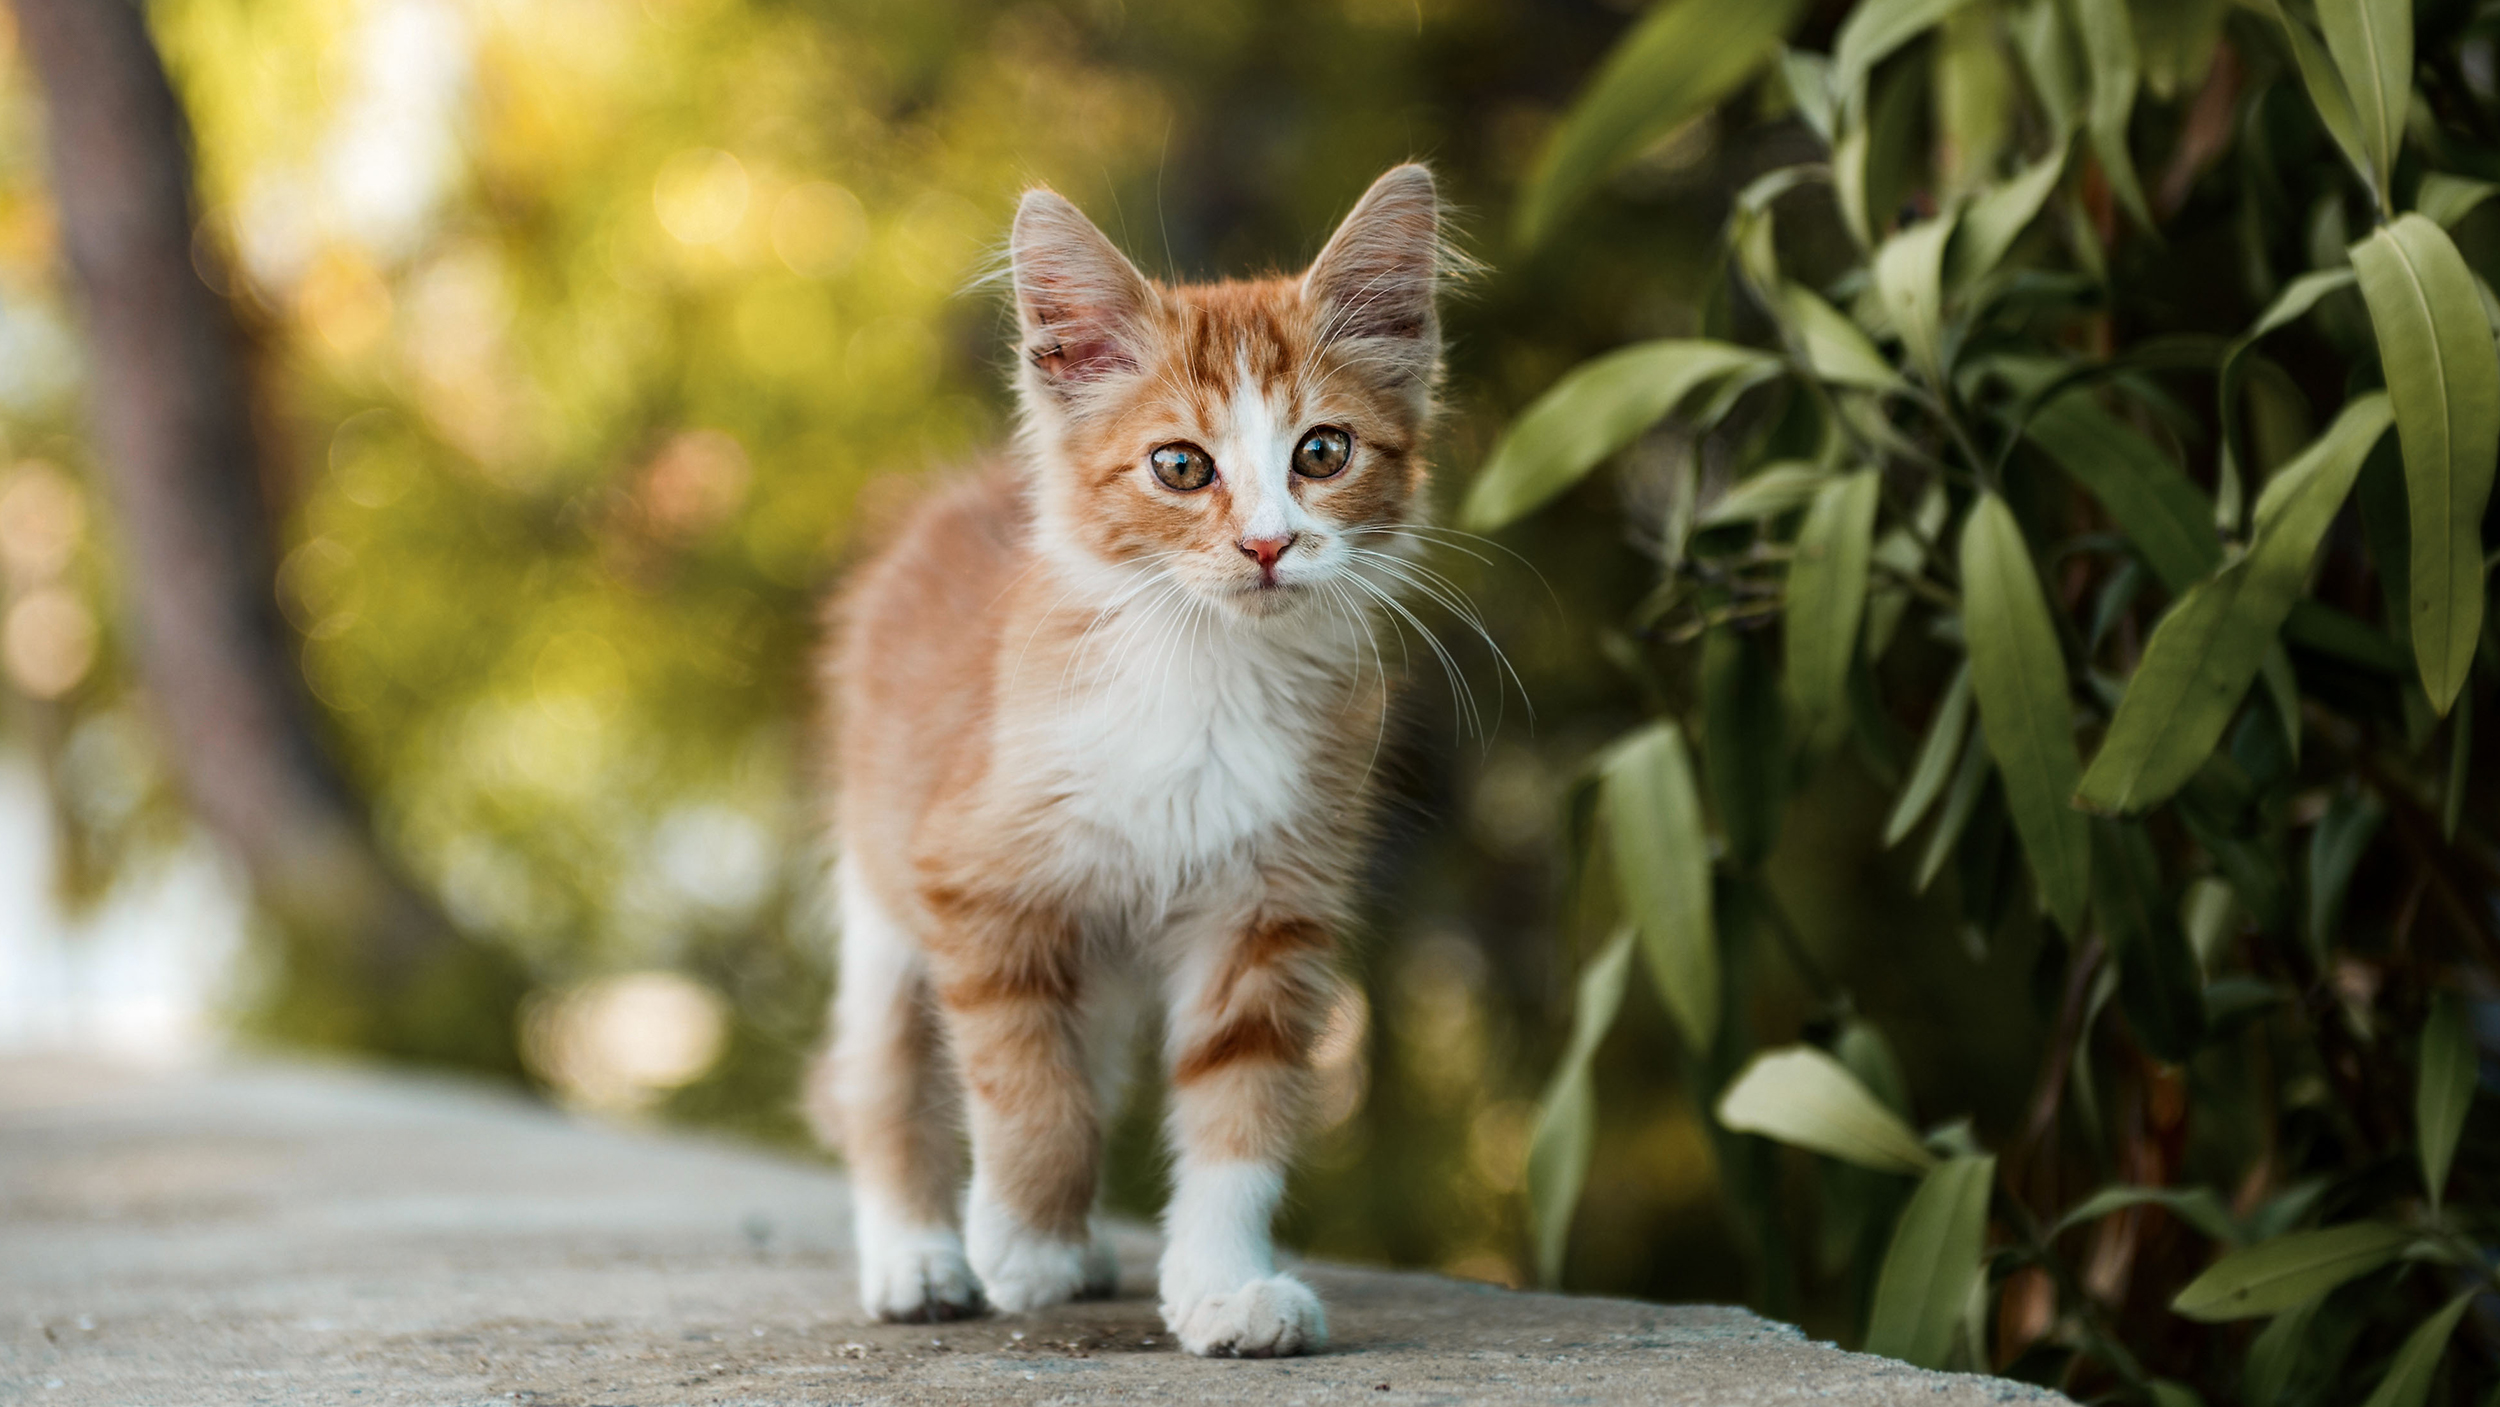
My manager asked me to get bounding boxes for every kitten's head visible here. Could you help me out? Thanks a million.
[1008,164,1446,619]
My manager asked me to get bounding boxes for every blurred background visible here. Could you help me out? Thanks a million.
[0,0,2037,1333]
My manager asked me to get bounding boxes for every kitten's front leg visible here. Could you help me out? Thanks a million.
[923,888,1103,1314]
[1159,913,1333,1358]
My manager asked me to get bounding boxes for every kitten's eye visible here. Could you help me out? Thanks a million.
[1149,442,1216,492]
[1292,426,1352,479]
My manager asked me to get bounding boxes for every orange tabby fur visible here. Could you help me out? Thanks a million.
[811,164,1445,1357]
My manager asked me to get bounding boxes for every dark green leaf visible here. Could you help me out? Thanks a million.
[2417,173,2498,229]
[1833,0,1982,103]
[1864,1154,1996,1367]
[1782,48,1837,142]
[2071,0,2153,228]
[2170,1222,2412,1320]
[1515,0,1813,248]
[1836,1019,1911,1117]
[1886,664,1974,846]
[1961,493,2091,932]
[2078,395,2394,812]
[1464,340,1780,530]
[2305,791,2383,962]
[2316,0,2410,213]
[2093,819,2207,1062]
[1786,470,1883,750]
[1699,460,1832,525]
[1949,144,2069,292]
[2283,599,2409,673]
[2244,1297,2324,1407]
[2026,393,2222,593]
[1525,928,1636,1285]
[1874,214,1957,388]
[2269,6,2372,197]
[1784,285,1906,389]
[1715,1044,1938,1174]
[2350,214,2500,714]
[2219,268,2358,532]
[1916,725,1993,891]
[2359,1291,2474,1407]
[2057,1183,2238,1243]
[1703,626,1788,867]
[2419,990,2475,1211]
[1602,722,1719,1050]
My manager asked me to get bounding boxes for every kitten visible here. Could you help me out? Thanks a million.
[811,163,1445,1358]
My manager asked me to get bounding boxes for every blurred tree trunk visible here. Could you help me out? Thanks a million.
[14,0,519,1066]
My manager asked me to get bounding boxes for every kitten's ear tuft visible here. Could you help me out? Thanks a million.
[1011,188,1152,392]
[1302,164,1443,349]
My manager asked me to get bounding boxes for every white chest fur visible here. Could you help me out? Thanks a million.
[1004,599,1356,897]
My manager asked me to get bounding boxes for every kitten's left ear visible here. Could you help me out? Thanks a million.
[1302,164,1443,355]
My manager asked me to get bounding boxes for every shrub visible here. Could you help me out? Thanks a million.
[1479,0,2497,1400]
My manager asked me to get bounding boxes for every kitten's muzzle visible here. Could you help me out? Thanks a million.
[1238,533,1298,586]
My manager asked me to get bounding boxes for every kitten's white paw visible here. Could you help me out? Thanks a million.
[970,1232,1091,1313]
[857,1223,983,1323]
[1163,1273,1327,1358]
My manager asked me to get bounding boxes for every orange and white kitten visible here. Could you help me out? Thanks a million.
[812,164,1444,1358]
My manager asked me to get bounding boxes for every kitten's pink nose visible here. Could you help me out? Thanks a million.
[1239,533,1298,578]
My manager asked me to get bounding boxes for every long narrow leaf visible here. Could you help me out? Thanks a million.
[2316,0,2411,212]
[2350,214,2500,714]
[1464,341,1778,531]
[1516,0,1811,247]
[1874,214,1958,388]
[1961,493,2090,932]
[1917,727,1993,891]
[1601,723,1719,1050]
[1784,285,1906,389]
[2219,268,2360,530]
[2055,1184,2239,1243]
[2418,990,2475,1211]
[2071,0,2152,228]
[2078,395,2394,812]
[2417,172,2498,228]
[1950,144,2069,291]
[1716,1045,1938,1175]
[2093,819,2207,1062]
[2026,394,2222,593]
[2170,1222,2413,1320]
[2359,1291,2474,1407]
[1787,470,1882,750]
[2270,6,2372,197]
[2244,1298,2323,1407]
[1886,664,1975,846]
[1700,460,1832,525]
[1525,928,1637,1285]
[1864,1155,1997,1367]
[1834,0,1983,103]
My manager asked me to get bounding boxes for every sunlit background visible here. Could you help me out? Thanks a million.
[0,0,2046,1325]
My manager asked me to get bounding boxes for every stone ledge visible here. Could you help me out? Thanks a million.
[0,1057,2073,1406]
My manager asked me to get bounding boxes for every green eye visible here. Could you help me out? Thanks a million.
[1293,426,1352,479]
[1149,442,1215,491]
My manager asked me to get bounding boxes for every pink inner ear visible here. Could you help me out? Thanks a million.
[1030,333,1136,381]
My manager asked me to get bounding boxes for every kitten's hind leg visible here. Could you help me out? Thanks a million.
[1157,911,1333,1358]
[819,858,981,1323]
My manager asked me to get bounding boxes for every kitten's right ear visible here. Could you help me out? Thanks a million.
[1011,189,1152,393]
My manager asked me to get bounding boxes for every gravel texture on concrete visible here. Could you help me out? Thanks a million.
[0,1056,2073,1405]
